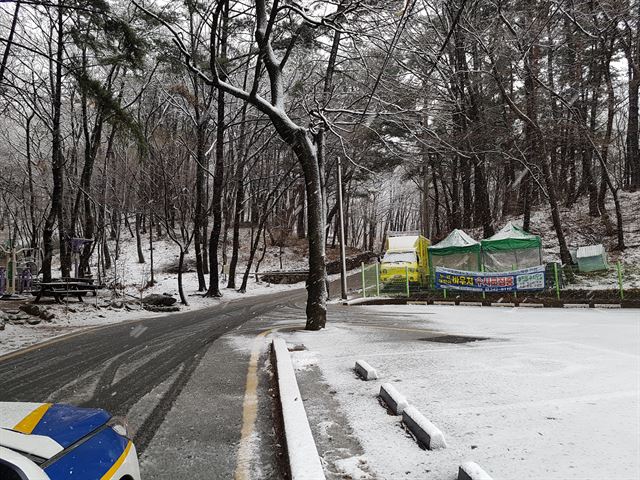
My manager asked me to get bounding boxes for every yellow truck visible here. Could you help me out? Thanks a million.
[380,234,430,286]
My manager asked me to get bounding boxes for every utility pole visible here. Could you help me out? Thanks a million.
[337,157,348,300]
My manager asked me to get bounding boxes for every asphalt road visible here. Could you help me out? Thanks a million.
[0,274,361,478]
[0,288,303,441]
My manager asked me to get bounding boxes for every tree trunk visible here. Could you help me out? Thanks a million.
[296,182,306,239]
[177,247,187,305]
[227,151,244,289]
[149,214,155,285]
[292,130,327,330]
[0,0,21,86]
[43,2,69,281]
[206,1,229,297]
[25,113,38,249]
[135,213,145,263]
[206,86,225,297]
[627,74,640,190]
[473,156,494,237]
[194,119,207,291]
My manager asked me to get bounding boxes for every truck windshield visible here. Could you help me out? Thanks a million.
[382,251,417,264]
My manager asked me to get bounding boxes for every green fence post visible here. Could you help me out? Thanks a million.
[553,262,560,300]
[617,260,624,301]
[375,263,380,297]
[361,262,366,299]
[405,265,410,298]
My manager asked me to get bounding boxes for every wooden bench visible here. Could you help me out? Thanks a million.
[32,289,91,303]
[31,281,94,304]
[61,277,95,285]
[53,279,99,296]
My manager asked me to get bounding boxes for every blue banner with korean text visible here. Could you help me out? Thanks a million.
[434,265,546,293]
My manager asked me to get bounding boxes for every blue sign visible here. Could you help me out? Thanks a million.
[434,265,546,293]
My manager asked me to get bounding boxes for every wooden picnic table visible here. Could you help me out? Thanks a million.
[52,278,100,294]
[31,281,95,304]
[61,276,95,284]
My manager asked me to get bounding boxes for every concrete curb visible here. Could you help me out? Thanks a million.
[344,296,388,306]
[354,360,378,380]
[379,383,409,415]
[517,302,545,308]
[401,405,447,450]
[458,462,493,480]
[272,338,326,480]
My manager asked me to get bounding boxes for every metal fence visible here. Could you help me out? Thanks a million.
[361,263,382,298]
[360,262,415,298]
[360,260,639,300]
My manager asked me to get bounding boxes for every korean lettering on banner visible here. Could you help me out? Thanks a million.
[434,266,546,293]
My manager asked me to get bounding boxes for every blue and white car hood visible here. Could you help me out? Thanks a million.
[0,402,112,458]
[0,402,138,480]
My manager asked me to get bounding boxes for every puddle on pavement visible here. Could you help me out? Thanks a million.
[419,334,489,344]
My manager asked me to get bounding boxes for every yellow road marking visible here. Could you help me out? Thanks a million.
[13,403,52,434]
[234,328,275,480]
[233,323,306,479]
[100,440,132,480]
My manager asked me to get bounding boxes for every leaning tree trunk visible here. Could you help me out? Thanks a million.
[0,0,21,86]
[292,129,327,330]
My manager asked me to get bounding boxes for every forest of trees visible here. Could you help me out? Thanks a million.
[0,0,638,329]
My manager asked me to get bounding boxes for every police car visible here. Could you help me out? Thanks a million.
[0,402,141,480]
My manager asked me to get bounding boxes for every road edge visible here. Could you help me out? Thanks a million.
[271,337,325,480]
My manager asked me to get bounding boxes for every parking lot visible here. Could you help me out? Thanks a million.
[284,304,640,479]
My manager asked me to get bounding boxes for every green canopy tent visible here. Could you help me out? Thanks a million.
[481,222,543,272]
[428,229,482,272]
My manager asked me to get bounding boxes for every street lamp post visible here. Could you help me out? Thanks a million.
[337,157,348,300]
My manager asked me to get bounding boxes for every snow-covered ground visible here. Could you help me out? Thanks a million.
[282,304,640,480]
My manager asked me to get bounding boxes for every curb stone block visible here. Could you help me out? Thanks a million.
[379,383,409,415]
[458,462,493,480]
[401,405,447,450]
[621,300,640,308]
[272,338,326,480]
[354,360,378,380]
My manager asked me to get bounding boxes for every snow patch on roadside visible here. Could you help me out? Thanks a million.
[290,350,318,371]
[333,456,372,479]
